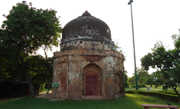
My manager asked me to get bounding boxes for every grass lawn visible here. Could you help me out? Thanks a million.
[0,94,179,109]
[126,87,180,94]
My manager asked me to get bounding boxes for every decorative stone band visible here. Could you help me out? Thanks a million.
[60,36,115,50]
[61,36,114,45]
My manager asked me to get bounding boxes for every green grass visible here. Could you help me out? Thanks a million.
[126,87,180,94]
[0,94,179,109]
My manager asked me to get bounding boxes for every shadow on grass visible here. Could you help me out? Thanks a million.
[0,94,179,109]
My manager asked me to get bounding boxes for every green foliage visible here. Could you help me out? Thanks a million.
[0,58,11,82]
[141,34,180,102]
[124,71,129,87]
[141,42,180,85]
[146,71,164,87]
[137,68,150,85]
[128,76,135,87]
[172,30,180,49]
[25,55,53,85]
[0,1,62,56]
[0,55,52,83]
[128,68,150,86]
[0,81,28,98]
[132,85,146,88]
[0,1,62,97]
[0,55,26,82]
[0,55,53,97]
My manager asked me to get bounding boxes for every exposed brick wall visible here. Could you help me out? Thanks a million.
[52,41,124,100]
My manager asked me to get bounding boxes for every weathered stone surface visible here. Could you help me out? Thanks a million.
[68,84,81,99]
[58,72,67,92]
[105,84,116,98]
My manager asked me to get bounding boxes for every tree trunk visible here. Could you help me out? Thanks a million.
[173,88,180,103]
[43,46,49,94]
[24,70,36,98]
[19,56,36,98]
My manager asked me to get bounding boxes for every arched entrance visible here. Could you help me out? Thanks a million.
[82,64,102,96]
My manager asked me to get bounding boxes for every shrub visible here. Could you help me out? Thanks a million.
[125,83,129,88]
[0,81,28,98]
[158,91,177,95]
[132,85,146,88]
[34,83,46,95]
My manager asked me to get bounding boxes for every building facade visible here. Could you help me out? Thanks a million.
[52,11,125,100]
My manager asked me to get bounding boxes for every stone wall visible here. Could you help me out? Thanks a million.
[52,48,124,99]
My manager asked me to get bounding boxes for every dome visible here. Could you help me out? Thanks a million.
[61,11,111,43]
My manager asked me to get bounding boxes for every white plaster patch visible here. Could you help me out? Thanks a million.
[105,57,116,71]
[106,29,110,33]
[68,73,79,84]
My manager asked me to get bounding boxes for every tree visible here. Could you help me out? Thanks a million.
[25,55,53,93]
[141,39,180,102]
[0,1,62,97]
[146,71,164,87]
[137,68,150,85]
[128,76,135,87]
[0,55,53,97]
[123,70,129,87]
[127,68,149,87]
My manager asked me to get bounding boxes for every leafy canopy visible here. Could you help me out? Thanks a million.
[0,1,62,56]
[141,35,180,94]
[0,1,62,97]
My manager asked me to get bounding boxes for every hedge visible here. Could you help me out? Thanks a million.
[132,85,146,88]
[125,90,179,103]
[158,91,177,95]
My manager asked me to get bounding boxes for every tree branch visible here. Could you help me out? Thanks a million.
[4,79,27,84]
[173,87,180,97]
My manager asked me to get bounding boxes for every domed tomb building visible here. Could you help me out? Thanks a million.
[52,11,125,99]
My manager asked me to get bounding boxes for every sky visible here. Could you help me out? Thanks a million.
[0,0,180,77]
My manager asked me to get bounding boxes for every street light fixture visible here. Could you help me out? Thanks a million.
[128,0,138,90]
[128,0,133,5]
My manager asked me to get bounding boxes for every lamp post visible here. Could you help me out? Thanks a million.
[128,0,138,90]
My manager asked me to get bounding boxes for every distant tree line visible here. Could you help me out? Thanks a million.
[127,67,150,87]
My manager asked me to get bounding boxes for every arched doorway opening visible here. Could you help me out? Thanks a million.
[85,72,98,96]
[82,64,102,96]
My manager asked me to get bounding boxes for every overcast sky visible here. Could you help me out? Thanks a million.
[1,0,180,77]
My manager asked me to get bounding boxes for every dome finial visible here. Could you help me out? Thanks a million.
[82,10,91,16]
